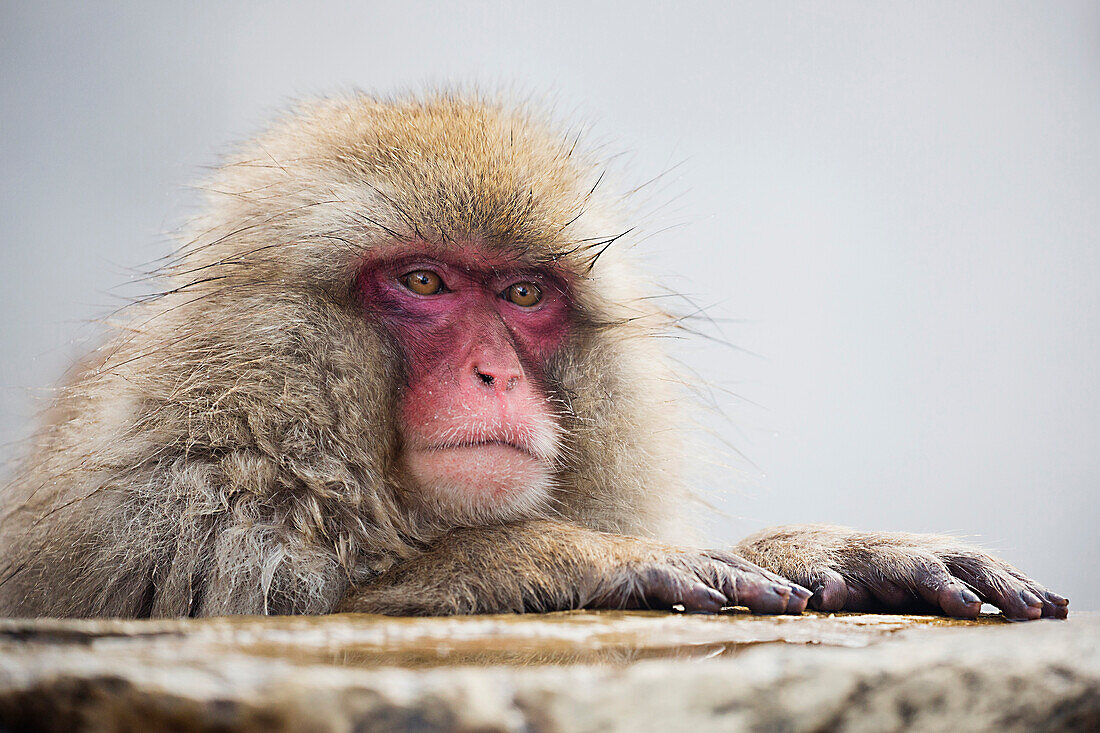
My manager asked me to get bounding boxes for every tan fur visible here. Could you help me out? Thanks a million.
[0,91,1066,621]
[0,92,686,617]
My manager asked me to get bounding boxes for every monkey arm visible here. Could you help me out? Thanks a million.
[735,524,1068,620]
[337,520,811,616]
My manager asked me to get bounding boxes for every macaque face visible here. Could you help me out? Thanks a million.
[358,243,572,518]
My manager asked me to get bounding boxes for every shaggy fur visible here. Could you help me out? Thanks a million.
[0,93,688,617]
[0,92,1067,620]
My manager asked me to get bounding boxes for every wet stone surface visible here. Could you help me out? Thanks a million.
[0,610,1097,731]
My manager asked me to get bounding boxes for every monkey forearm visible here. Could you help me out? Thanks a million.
[339,521,606,615]
[338,520,810,616]
[736,524,1068,620]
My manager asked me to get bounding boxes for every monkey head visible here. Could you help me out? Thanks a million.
[357,243,571,521]
[160,93,683,536]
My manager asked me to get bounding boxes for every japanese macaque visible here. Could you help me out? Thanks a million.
[0,93,1067,621]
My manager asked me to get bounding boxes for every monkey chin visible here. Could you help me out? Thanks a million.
[402,443,555,523]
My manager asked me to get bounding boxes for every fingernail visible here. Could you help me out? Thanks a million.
[1047,591,1068,605]
[959,587,981,605]
[790,584,812,600]
[704,586,728,606]
[1020,589,1042,608]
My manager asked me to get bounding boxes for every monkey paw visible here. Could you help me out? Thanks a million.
[739,525,1068,621]
[588,548,812,615]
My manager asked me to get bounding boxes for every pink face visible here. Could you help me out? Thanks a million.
[357,244,572,519]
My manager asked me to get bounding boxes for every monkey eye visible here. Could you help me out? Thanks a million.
[505,282,542,307]
[401,270,444,295]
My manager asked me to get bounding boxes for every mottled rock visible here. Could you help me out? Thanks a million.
[0,611,1096,731]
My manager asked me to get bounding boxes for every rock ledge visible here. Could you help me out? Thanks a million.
[1,611,1096,731]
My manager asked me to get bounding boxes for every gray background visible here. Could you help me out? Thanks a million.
[2,2,1097,610]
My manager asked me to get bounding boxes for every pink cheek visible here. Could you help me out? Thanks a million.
[396,341,457,417]
[399,379,450,431]
[504,310,571,362]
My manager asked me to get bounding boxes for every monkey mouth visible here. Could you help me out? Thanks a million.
[398,420,561,515]
[401,437,555,506]
[422,439,538,459]
[408,439,549,479]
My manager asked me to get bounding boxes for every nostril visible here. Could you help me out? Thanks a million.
[474,366,494,386]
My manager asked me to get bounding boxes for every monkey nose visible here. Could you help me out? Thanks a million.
[472,365,521,391]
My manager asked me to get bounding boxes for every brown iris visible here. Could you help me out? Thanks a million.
[506,282,542,307]
[402,270,443,295]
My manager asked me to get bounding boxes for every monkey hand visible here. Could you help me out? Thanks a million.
[582,544,811,616]
[736,524,1068,620]
[337,520,810,616]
